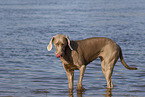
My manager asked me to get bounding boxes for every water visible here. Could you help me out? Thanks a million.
[0,0,145,96]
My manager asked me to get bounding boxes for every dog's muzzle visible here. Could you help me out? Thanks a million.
[56,54,61,58]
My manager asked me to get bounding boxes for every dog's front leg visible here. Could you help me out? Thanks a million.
[77,65,86,90]
[66,70,74,91]
[63,64,74,91]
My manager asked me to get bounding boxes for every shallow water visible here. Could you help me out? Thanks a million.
[0,0,145,97]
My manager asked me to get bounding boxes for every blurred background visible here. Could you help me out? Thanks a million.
[0,0,145,97]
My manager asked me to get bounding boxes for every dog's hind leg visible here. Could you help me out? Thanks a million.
[104,57,119,88]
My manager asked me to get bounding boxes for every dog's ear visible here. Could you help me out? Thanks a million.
[47,36,55,51]
[65,36,73,50]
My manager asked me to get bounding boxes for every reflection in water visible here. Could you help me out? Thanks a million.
[103,88,113,97]
[68,89,85,97]
[68,88,112,97]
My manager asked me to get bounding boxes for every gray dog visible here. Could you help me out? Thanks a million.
[47,34,137,90]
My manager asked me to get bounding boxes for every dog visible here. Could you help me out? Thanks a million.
[47,34,137,90]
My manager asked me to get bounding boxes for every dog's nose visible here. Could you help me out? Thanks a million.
[56,54,61,58]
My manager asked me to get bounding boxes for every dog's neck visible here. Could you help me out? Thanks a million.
[60,45,73,64]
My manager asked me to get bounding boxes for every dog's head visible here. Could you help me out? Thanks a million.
[47,34,73,58]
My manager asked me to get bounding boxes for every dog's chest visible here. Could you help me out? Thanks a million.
[60,58,70,65]
[65,64,79,70]
[60,58,79,70]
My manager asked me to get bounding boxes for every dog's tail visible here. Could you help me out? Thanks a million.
[119,46,137,70]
